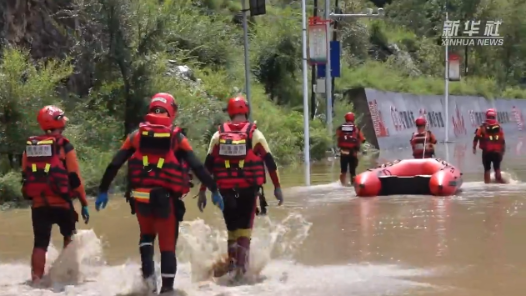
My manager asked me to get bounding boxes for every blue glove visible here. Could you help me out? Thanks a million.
[95,192,109,211]
[81,206,90,224]
[211,191,224,211]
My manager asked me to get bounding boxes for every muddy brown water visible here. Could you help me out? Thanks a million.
[1,141,526,296]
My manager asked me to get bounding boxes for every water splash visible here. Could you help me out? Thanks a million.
[46,229,106,285]
[490,171,519,184]
[177,212,312,282]
[462,170,523,192]
[0,213,436,296]
[0,213,313,295]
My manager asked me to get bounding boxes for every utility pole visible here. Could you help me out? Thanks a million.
[241,0,252,121]
[301,0,311,185]
[302,3,384,185]
[330,0,339,119]
[310,0,318,120]
[326,6,385,131]
[324,0,332,135]
[444,8,450,142]
[241,0,266,121]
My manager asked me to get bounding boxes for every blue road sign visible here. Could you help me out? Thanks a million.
[317,41,341,78]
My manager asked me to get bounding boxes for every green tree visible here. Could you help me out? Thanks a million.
[0,48,72,169]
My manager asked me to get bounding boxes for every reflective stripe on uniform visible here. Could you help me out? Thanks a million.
[161,273,176,278]
[31,163,51,173]
[141,131,171,137]
[142,155,165,168]
[132,190,150,203]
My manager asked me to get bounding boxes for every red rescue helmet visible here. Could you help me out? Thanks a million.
[37,105,68,131]
[415,116,426,127]
[344,112,355,122]
[226,96,249,117]
[149,93,178,120]
[486,108,496,119]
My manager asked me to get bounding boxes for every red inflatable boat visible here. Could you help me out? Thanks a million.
[354,158,463,197]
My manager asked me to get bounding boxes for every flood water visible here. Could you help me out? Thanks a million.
[1,141,526,296]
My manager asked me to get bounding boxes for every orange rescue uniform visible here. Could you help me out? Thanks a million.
[336,123,366,153]
[336,123,366,185]
[22,136,88,282]
[200,121,280,275]
[22,139,88,209]
[473,122,505,183]
[410,131,437,158]
[473,123,505,153]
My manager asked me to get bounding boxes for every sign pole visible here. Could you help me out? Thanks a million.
[444,10,449,142]
[301,0,310,186]
[241,0,252,121]
[325,0,333,137]
[326,8,384,134]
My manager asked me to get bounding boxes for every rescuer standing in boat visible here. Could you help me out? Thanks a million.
[198,96,284,279]
[22,106,90,283]
[410,117,437,158]
[473,108,506,183]
[95,93,224,294]
[336,112,366,185]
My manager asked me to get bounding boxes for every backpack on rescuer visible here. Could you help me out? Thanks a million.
[482,123,504,152]
[22,135,71,202]
[127,121,190,203]
[338,123,359,149]
[213,122,266,189]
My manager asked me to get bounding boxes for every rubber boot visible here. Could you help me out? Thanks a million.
[160,251,176,293]
[495,169,504,183]
[484,171,491,184]
[227,240,237,271]
[340,173,347,186]
[159,286,174,294]
[31,248,47,282]
[213,240,237,277]
[139,237,157,293]
[236,236,250,277]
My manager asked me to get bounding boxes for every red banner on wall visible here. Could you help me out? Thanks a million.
[368,100,388,137]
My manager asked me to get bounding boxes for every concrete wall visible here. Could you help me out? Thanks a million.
[346,88,526,150]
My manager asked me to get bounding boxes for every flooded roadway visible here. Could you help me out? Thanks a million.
[1,141,526,296]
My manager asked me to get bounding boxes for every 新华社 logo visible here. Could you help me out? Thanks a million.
[441,20,504,46]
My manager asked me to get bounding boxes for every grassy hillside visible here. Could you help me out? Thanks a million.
[0,0,525,204]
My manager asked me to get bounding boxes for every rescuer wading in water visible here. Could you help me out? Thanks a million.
[95,93,224,294]
[473,108,506,183]
[198,96,284,278]
[22,105,90,283]
[336,112,366,185]
[410,117,437,158]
